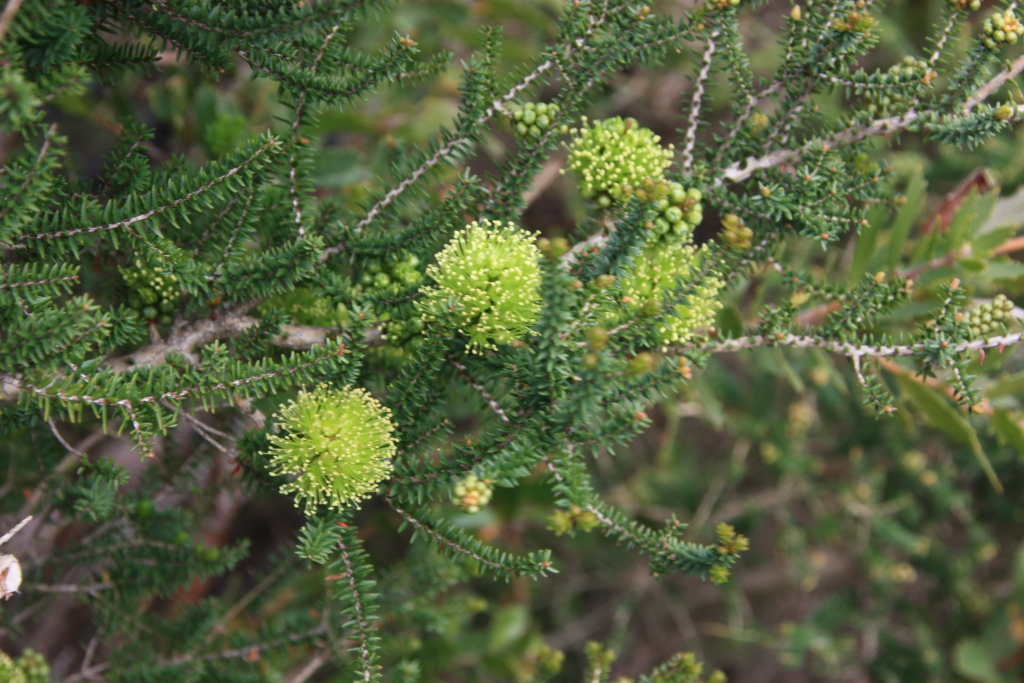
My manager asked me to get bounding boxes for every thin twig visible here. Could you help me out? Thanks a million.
[0,0,25,46]
[0,515,32,546]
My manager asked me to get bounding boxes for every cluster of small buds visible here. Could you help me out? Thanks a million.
[352,252,423,296]
[786,401,816,440]
[418,220,542,353]
[537,236,571,259]
[383,312,425,349]
[715,522,751,555]
[864,57,931,117]
[948,0,981,11]
[983,10,1024,49]
[720,213,753,250]
[564,116,673,208]
[452,474,493,514]
[748,110,770,134]
[15,649,48,683]
[966,294,1015,338]
[0,648,48,683]
[708,0,739,9]
[511,102,564,139]
[868,559,918,585]
[630,179,703,243]
[833,9,877,32]
[994,103,1017,120]
[547,504,599,536]
[121,261,181,324]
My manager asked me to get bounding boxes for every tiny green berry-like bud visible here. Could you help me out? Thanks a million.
[625,352,654,375]
[995,104,1014,120]
[587,326,609,351]
[265,385,397,513]
[595,274,616,289]
[709,565,731,584]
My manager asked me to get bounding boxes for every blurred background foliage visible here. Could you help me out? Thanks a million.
[6,0,1024,681]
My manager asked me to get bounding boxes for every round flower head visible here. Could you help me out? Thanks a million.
[420,219,542,353]
[266,385,397,513]
[565,116,673,207]
[621,242,724,345]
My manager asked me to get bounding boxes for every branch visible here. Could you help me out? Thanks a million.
[105,306,334,371]
[714,53,1024,188]
[693,330,1024,358]
[7,138,279,247]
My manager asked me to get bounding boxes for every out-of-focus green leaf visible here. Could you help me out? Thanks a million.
[314,148,371,188]
[944,189,981,252]
[895,373,1002,493]
[716,304,744,339]
[849,204,887,286]
[488,604,529,653]
[990,410,1024,458]
[985,261,1024,282]
[986,371,1024,398]
[972,226,1017,254]
[889,168,927,273]
[954,638,1006,683]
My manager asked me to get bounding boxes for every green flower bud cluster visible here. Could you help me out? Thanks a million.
[564,116,673,208]
[510,101,564,138]
[0,648,49,683]
[121,261,181,324]
[983,10,1024,49]
[620,241,724,345]
[452,473,493,514]
[708,0,739,8]
[547,504,599,536]
[864,57,929,118]
[383,310,426,348]
[949,0,981,11]
[265,384,397,514]
[632,179,704,243]
[260,287,348,328]
[967,294,1015,338]
[419,219,542,353]
[720,213,753,250]
[352,252,424,297]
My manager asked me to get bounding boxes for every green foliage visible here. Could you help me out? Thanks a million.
[2,0,1024,681]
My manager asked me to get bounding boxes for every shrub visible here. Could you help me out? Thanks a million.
[2,0,1024,681]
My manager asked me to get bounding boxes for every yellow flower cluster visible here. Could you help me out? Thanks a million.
[419,220,542,353]
[266,385,397,513]
[564,116,673,208]
[620,241,724,345]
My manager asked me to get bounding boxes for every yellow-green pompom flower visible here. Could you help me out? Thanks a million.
[564,116,673,208]
[621,243,724,345]
[419,219,542,353]
[266,385,397,513]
